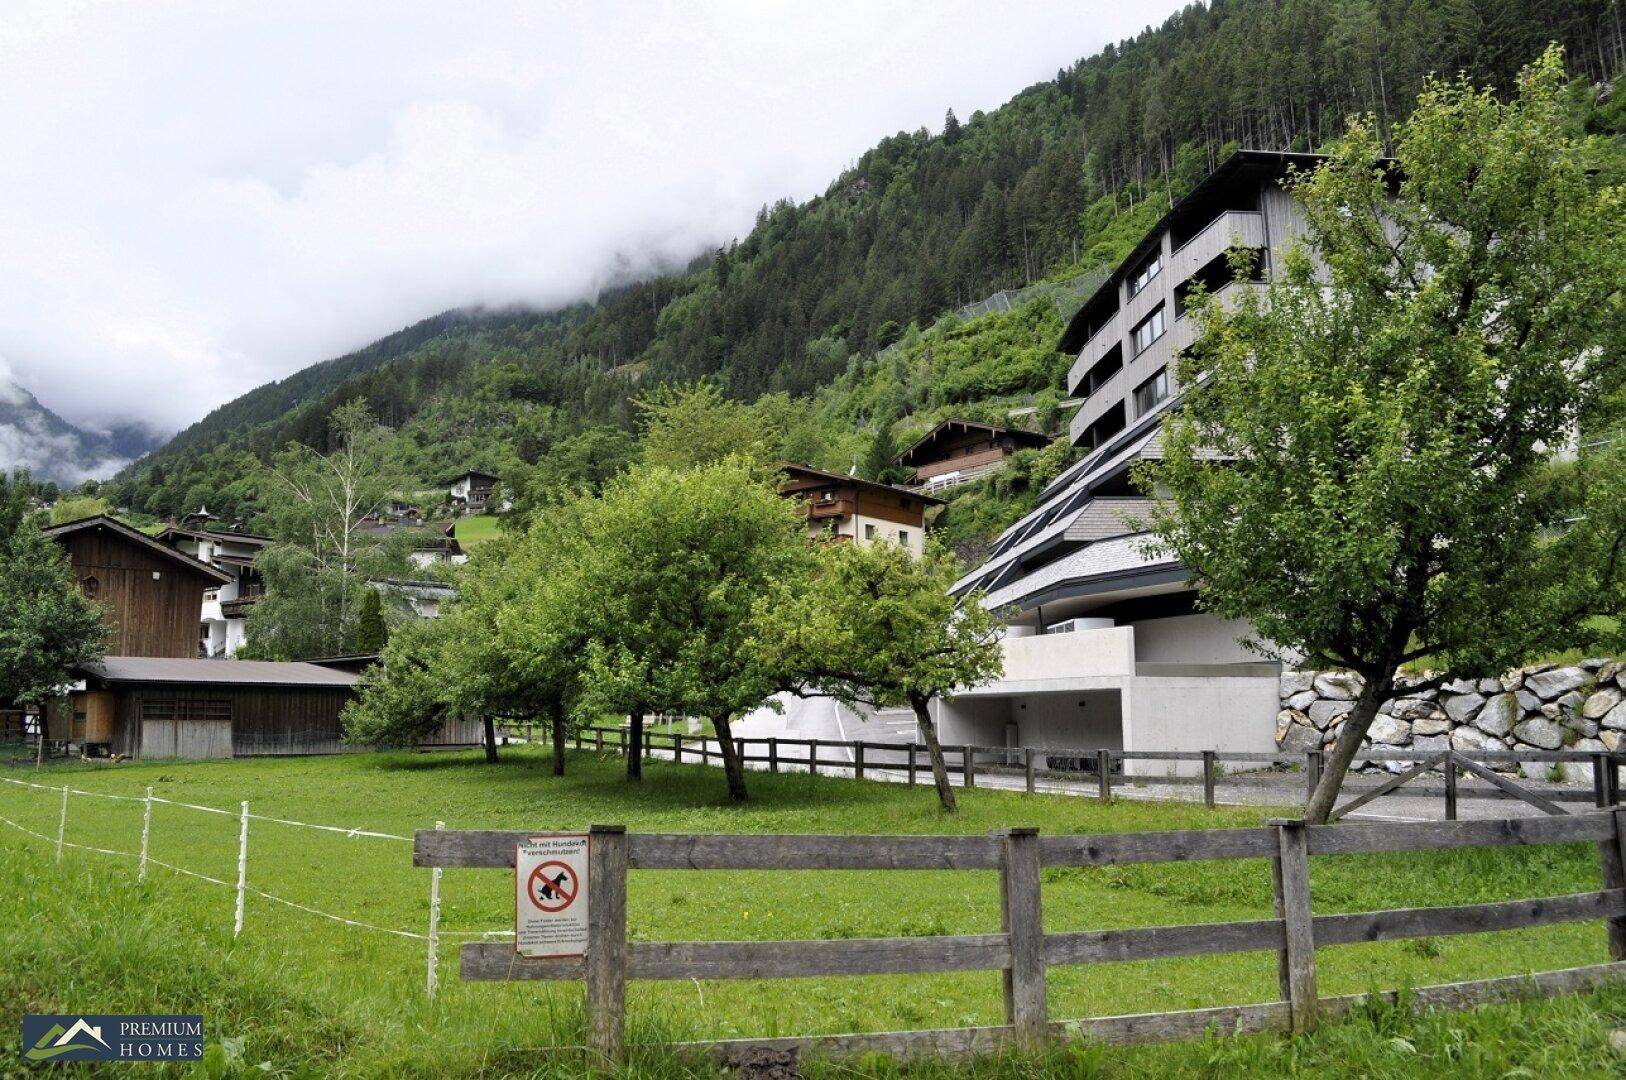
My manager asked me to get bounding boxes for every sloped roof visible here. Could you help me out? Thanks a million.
[44,515,232,584]
[980,533,1181,611]
[894,418,1051,468]
[778,463,945,506]
[76,657,358,688]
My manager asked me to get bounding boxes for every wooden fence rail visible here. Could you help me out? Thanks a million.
[417,809,1626,1066]
[566,725,1625,818]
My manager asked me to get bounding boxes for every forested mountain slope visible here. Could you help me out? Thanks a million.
[110,0,1622,532]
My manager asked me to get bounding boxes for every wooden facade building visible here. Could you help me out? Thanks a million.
[778,464,942,556]
[893,419,1051,490]
[66,657,361,759]
[44,515,231,658]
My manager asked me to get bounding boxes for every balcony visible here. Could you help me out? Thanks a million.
[958,626,1137,696]
[1170,211,1264,284]
[1066,306,1123,397]
[1068,367,1126,445]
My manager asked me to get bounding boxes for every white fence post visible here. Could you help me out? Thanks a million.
[426,820,444,1000]
[139,786,154,883]
[233,801,249,936]
[55,784,69,864]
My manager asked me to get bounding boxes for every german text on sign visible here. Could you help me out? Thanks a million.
[515,834,590,958]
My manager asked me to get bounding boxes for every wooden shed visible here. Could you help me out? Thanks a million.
[70,657,361,759]
[44,515,232,658]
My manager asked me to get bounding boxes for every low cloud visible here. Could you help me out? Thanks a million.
[0,1,1177,437]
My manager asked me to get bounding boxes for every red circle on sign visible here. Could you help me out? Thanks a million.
[526,860,579,913]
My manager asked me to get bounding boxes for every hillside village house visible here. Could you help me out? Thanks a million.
[43,515,231,658]
[447,469,499,513]
[158,524,270,658]
[894,418,1051,491]
[357,519,466,569]
[778,463,941,556]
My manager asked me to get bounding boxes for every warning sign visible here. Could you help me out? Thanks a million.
[515,834,590,958]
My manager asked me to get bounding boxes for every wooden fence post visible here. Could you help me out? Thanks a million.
[963,746,976,789]
[735,738,745,770]
[997,827,1047,1049]
[139,785,154,883]
[1600,808,1626,961]
[1024,748,1036,795]
[234,801,250,937]
[1270,819,1318,1031]
[1445,756,1459,821]
[427,820,444,999]
[1096,750,1111,801]
[768,738,778,773]
[1305,751,1323,802]
[908,744,918,786]
[1202,751,1217,809]
[808,740,819,777]
[55,784,68,864]
[595,729,604,753]
[853,742,865,781]
[673,734,683,763]
[587,824,629,1065]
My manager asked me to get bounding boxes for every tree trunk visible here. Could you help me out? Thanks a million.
[550,710,566,777]
[482,715,498,764]
[909,693,958,812]
[1303,669,1394,824]
[711,714,749,802]
[626,712,643,782]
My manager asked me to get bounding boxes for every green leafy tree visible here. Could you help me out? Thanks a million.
[636,383,777,469]
[49,495,111,524]
[244,402,407,659]
[572,458,813,799]
[0,514,108,723]
[1139,49,1625,824]
[755,541,1005,811]
[342,617,458,750]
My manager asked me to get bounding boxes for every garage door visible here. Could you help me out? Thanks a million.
[140,700,233,760]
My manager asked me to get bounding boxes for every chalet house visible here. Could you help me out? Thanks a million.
[43,515,230,658]
[778,464,941,556]
[158,525,270,658]
[357,520,466,569]
[372,577,458,618]
[447,470,500,513]
[894,419,1051,491]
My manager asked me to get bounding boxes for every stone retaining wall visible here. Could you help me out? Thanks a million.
[1278,658,1626,779]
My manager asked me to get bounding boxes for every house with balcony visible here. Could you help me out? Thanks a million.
[893,419,1052,492]
[158,525,271,658]
[935,151,1347,770]
[447,469,500,514]
[778,463,941,556]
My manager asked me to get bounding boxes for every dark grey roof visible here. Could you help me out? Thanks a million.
[1065,497,1152,541]
[76,657,359,688]
[44,515,232,584]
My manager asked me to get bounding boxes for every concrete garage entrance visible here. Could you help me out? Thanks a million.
[935,689,1123,760]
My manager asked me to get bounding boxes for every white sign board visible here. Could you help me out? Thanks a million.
[515,833,590,958]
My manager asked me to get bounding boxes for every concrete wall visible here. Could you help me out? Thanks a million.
[936,689,1124,761]
[1124,675,1280,775]
[997,626,1136,684]
[1129,613,1256,664]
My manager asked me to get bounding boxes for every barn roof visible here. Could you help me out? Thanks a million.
[75,657,359,689]
[44,515,232,584]
[894,419,1050,468]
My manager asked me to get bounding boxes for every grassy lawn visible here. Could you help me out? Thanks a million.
[1,748,1622,1077]
[454,514,503,547]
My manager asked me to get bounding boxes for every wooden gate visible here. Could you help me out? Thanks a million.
[140,699,233,759]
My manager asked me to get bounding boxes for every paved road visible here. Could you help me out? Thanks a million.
[634,737,1600,822]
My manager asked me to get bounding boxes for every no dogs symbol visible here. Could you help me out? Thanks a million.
[526,860,580,913]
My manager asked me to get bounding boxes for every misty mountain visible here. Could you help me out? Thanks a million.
[0,376,162,486]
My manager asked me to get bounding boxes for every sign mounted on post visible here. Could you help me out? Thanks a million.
[515,833,590,958]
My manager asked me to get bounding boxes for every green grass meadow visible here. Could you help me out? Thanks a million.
[454,514,504,547]
[1,748,1623,1077]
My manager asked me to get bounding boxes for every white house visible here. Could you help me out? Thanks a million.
[158,525,271,658]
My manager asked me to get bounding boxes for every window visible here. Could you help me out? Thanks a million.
[1134,368,1171,415]
[79,575,99,599]
[140,699,232,724]
[864,523,877,541]
[1131,306,1166,356]
[897,530,909,546]
[1128,252,1163,297]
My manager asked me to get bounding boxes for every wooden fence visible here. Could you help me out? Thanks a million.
[569,725,1625,819]
[417,810,1626,1066]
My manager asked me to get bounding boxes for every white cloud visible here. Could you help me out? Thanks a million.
[0,1,1178,436]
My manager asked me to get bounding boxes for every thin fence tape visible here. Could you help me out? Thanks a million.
[244,813,410,842]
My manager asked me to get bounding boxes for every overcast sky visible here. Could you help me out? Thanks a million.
[0,1,1180,438]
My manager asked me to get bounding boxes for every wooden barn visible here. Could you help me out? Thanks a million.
[44,515,231,657]
[66,657,360,759]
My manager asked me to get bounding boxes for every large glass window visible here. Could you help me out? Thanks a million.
[1131,305,1166,356]
[1128,252,1163,297]
[1134,368,1171,415]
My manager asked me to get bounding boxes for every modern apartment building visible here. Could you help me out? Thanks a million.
[938,151,1335,769]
